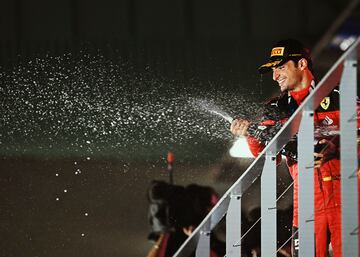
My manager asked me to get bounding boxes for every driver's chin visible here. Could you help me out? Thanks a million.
[279,84,288,92]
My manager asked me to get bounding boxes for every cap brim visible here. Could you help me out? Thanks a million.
[258,59,285,74]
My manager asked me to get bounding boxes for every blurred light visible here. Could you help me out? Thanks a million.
[229,137,254,158]
[339,36,356,51]
[331,35,358,51]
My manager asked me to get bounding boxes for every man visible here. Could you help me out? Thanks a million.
[230,39,344,257]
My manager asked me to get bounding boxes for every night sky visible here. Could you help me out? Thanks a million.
[0,1,355,256]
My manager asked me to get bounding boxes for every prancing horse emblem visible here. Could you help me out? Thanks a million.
[320,97,330,110]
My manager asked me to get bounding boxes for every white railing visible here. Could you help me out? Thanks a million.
[173,37,360,257]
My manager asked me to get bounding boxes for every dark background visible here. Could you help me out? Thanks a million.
[0,1,359,257]
[1,0,356,80]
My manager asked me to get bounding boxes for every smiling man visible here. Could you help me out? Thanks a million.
[231,39,346,257]
[261,39,314,93]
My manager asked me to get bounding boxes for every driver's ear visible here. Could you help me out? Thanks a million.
[298,58,308,71]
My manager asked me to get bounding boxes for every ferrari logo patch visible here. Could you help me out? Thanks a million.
[320,97,330,110]
[271,47,284,57]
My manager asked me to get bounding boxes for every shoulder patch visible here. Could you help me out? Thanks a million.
[320,97,330,110]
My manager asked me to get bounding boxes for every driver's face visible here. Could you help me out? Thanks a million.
[272,60,303,92]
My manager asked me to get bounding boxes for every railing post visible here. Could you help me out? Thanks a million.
[340,48,359,257]
[196,220,211,257]
[226,192,242,257]
[261,151,277,257]
[298,108,315,257]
